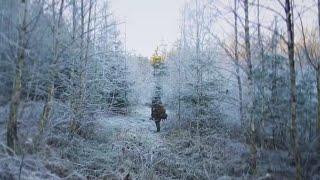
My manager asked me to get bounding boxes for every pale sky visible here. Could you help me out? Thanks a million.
[111,0,186,57]
[110,0,317,57]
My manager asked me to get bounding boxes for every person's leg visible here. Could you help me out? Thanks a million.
[155,120,160,132]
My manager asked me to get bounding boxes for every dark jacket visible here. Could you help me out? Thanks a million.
[151,104,167,121]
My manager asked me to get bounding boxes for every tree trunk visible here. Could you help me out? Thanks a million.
[317,67,320,139]
[271,17,279,145]
[7,0,28,155]
[317,0,320,148]
[244,0,256,174]
[71,0,93,133]
[38,0,64,142]
[79,0,85,105]
[257,0,266,148]
[72,0,76,41]
[317,63,320,154]
[234,0,244,129]
[284,0,302,179]
[81,0,93,104]
[70,0,85,134]
[39,84,54,135]
[195,0,201,143]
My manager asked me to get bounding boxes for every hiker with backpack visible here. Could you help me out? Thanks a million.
[150,98,167,132]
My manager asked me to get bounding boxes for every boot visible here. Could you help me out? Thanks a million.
[155,121,160,132]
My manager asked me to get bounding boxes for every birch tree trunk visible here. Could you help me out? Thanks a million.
[7,0,28,155]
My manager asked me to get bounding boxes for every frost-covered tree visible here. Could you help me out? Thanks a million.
[165,0,225,135]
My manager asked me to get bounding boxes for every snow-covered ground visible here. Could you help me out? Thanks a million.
[96,106,251,179]
[98,106,167,155]
[0,105,297,179]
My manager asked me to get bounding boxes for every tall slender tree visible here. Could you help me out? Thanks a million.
[257,0,266,148]
[233,0,244,128]
[243,0,257,174]
[7,0,28,154]
[38,0,65,141]
[284,0,302,179]
[317,0,320,149]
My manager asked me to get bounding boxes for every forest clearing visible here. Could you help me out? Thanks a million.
[1,0,320,179]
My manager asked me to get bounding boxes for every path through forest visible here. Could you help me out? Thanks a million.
[96,106,173,179]
[97,106,251,180]
[99,106,167,148]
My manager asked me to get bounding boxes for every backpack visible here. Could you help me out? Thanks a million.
[151,104,167,120]
[158,105,167,120]
[161,112,168,120]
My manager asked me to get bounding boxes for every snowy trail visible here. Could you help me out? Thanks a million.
[95,106,179,179]
[98,106,167,150]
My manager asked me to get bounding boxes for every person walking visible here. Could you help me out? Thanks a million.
[150,98,167,132]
